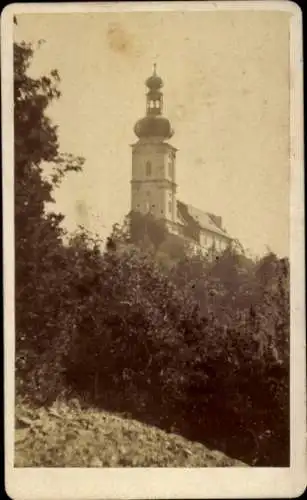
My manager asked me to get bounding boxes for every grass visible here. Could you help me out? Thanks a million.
[15,398,247,467]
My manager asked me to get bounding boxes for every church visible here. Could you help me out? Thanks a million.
[130,66,234,255]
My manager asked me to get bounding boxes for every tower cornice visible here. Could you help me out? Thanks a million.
[131,179,177,189]
[130,141,178,152]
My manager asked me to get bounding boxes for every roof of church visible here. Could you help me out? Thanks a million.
[177,200,232,239]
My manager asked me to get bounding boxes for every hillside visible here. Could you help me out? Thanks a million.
[15,400,247,467]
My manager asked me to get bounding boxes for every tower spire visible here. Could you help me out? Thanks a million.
[133,66,174,140]
[145,65,163,117]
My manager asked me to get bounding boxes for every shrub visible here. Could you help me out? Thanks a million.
[61,234,289,466]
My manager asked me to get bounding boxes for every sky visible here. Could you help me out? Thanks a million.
[15,9,291,258]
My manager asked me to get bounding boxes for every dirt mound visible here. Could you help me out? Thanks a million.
[15,399,248,467]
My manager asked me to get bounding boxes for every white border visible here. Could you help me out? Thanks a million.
[2,2,305,499]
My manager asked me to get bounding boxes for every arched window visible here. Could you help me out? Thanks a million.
[168,157,173,177]
[146,161,152,176]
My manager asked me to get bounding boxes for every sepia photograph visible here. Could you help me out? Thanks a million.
[2,1,305,499]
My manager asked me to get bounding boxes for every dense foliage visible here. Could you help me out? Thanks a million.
[14,38,290,467]
[14,39,84,399]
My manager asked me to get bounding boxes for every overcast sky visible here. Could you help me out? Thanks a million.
[15,9,291,257]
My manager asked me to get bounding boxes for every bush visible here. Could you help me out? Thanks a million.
[16,209,289,465]
[58,234,290,466]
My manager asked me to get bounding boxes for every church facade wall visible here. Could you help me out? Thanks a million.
[131,141,177,223]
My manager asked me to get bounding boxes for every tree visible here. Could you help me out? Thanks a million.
[14,37,84,399]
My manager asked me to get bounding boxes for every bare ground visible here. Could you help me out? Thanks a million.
[15,399,247,467]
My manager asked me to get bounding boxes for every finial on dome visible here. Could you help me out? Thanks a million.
[145,64,163,90]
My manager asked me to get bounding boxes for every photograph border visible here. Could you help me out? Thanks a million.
[2,2,305,499]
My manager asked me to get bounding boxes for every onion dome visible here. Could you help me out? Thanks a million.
[134,116,174,139]
[145,64,163,90]
[134,64,174,140]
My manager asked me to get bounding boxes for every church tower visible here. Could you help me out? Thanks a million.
[131,65,177,229]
